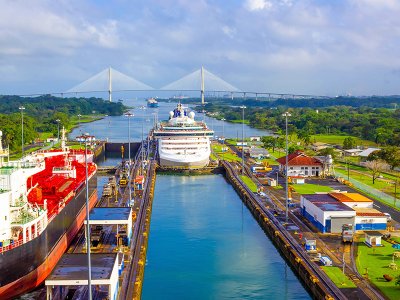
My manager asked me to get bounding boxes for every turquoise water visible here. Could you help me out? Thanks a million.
[142,175,311,300]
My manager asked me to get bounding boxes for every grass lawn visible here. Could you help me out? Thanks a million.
[335,167,397,197]
[311,134,377,147]
[230,119,250,125]
[291,183,333,194]
[261,157,279,166]
[267,149,286,159]
[355,238,400,299]
[321,266,356,288]
[240,175,258,192]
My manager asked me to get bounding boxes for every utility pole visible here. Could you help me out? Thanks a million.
[240,106,246,175]
[283,112,291,223]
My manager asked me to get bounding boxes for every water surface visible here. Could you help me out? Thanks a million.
[142,175,310,300]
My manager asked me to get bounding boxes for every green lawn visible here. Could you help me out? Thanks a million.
[240,175,258,192]
[311,134,377,147]
[321,266,356,288]
[355,238,400,299]
[211,143,242,162]
[230,119,250,125]
[291,183,333,194]
[335,167,397,197]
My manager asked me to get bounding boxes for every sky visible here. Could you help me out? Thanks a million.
[1,0,400,96]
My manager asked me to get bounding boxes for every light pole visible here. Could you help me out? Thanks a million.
[77,114,82,132]
[394,180,398,208]
[221,118,226,160]
[283,111,291,223]
[76,133,95,300]
[56,119,61,143]
[125,112,134,206]
[240,106,246,175]
[19,106,25,158]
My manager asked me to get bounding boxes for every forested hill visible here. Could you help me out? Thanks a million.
[0,94,125,117]
[0,95,126,151]
[169,95,400,109]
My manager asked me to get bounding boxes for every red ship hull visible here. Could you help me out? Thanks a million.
[0,180,97,299]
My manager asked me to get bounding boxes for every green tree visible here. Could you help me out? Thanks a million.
[343,137,356,149]
[317,147,337,159]
[261,136,277,152]
[378,146,400,170]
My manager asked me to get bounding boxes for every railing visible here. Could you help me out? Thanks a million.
[0,238,24,253]
[334,169,399,209]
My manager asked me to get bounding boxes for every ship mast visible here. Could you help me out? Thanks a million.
[108,67,112,102]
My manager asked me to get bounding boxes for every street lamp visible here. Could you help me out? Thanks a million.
[77,114,82,132]
[221,118,226,160]
[76,133,95,300]
[282,111,291,223]
[19,106,25,158]
[125,112,134,206]
[240,106,246,175]
[56,119,61,143]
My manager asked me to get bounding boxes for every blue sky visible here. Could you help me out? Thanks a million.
[1,0,400,96]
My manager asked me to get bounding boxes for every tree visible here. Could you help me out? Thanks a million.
[317,147,337,159]
[343,137,356,149]
[378,146,400,170]
[261,136,277,152]
[365,160,389,184]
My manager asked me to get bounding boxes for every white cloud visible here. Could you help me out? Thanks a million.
[244,0,273,11]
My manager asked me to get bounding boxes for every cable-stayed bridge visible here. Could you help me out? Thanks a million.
[16,66,330,101]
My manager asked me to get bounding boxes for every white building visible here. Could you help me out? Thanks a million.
[276,150,323,177]
[301,193,387,233]
[300,194,356,233]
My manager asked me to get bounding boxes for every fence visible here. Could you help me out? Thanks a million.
[334,169,399,209]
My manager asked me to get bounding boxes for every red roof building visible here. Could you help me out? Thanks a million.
[276,150,323,177]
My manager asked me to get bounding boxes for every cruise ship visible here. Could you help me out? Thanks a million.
[152,103,214,168]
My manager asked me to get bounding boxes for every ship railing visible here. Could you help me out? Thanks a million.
[0,238,24,253]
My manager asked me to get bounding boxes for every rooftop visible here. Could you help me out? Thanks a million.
[46,253,117,284]
[354,207,386,217]
[86,207,132,224]
[276,150,322,166]
[302,194,354,212]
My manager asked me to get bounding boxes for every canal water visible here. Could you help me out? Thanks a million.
[142,175,310,300]
[70,99,271,143]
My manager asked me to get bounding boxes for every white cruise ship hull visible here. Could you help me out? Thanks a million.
[159,152,210,168]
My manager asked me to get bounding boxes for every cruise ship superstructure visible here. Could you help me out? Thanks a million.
[153,103,214,168]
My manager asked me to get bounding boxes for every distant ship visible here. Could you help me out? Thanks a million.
[0,128,97,299]
[152,103,214,168]
[147,97,159,108]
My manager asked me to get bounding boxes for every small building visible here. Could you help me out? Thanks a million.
[311,142,330,152]
[365,231,383,247]
[249,147,270,159]
[300,194,356,233]
[343,149,363,157]
[276,150,323,177]
[354,208,387,231]
[359,148,381,161]
[266,177,277,186]
[291,176,305,184]
[249,136,261,142]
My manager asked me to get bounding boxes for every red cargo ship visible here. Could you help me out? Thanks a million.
[0,130,97,299]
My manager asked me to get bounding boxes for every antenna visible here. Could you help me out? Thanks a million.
[108,67,112,102]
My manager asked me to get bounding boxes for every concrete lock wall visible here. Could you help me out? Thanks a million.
[222,162,338,300]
